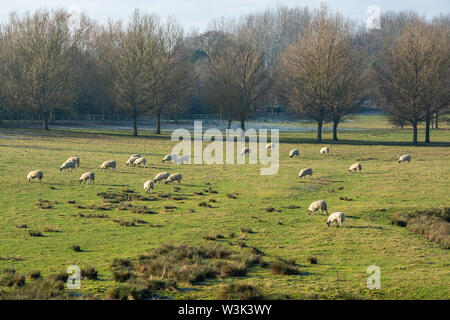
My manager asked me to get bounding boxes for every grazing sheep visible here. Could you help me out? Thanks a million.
[327,212,345,228]
[133,157,147,167]
[66,156,80,167]
[27,170,43,183]
[320,147,330,155]
[307,200,328,215]
[240,147,251,156]
[126,154,141,166]
[165,173,182,184]
[265,143,273,150]
[348,163,362,173]
[100,160,116,171]
[289,149,300,158]
[154,172,170,183]
[143,180,154,193]
[162,154,173,163]
[172,155,190,164]
[60,161,76,172]
[398,154,411,164]
[298,167,313,179]
[79,172,95,184]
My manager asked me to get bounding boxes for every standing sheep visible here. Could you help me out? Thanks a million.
[348,163,362,173]
[240,147,251,156]
[143,180,154,193]
[27,170,43,183]
[165,173,182,184]
[398,155,411,164]
[133,157,147,167]
[66,156,80,167]
[100,160,116,171]
[126,154,141,166]
[154,172,170,183]
[289,149,299,158]
[307,200,328,215]
[298,167,313,179]
[327,212,345,228]
[320,147,330,155]
[60,161,76,172]
[162,154,173,163]
[79,172,95,184]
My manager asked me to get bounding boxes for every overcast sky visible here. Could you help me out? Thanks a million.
[0,0,448,31]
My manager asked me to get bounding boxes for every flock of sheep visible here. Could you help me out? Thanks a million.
[25,143,412,229]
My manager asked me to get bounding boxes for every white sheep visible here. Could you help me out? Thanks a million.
[60,161,76,172]
[240,147,251,156]
[289,149,299,158]
[66,156,80,167]
[320,147,330,155]
[133,157,147,167]
[398,154,411,164]
[162,154,173,163]
[154,172,170,183]
[27,170,43,183]
[327,212,345,228]
[298,167,313,179]
[307,200,328,215]
[348,163,362,173]
[100,160,116,171]
[79,172,95,184]
[126,154,141,166]
[143,180,154,193]
[165,173,182,184]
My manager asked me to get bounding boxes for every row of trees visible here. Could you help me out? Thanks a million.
[0,5,448,143]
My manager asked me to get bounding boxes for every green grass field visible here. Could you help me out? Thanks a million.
[0,115,449,299]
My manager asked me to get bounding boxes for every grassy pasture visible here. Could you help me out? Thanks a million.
[0,115,449,299]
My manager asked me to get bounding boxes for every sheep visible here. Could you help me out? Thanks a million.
[126,154,141,166]
[307,200,328,215]
[173,155,190,164]
[327,212,345,228]
[240,147,251,156]
[100,160,116,171]
[154,172,170,183]
[133,157,147,167]
[165,173,182,184]
[265,143,273,150]
[143,180,154,193]
[66,156,80,167]
[79,172,95,184]
[348,162,362,173]
[320,147,330,155]
[398,154,411,164]
[298,167,313,179]
[27,170,43,183]
[289,149,299,158]
[162,154,173,163]
[60,161,76,172]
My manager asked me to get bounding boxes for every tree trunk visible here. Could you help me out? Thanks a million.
[412,122,418,145]
[43,113,49,130]
[317,119,323,143]
[435,112,439,129]
[155,109,161,134]
[332,120,339,141]
[132,108,138,136]
[240,118,245,131]
[425,116,430,143]
[50,111,55,124]
[227,119,232,130]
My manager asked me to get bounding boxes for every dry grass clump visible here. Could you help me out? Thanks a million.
[218,284,263,300]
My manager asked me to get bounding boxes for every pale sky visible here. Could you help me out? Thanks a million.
[0,0,448,32]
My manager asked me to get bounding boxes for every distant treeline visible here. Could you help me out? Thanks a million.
[0,4,448,143]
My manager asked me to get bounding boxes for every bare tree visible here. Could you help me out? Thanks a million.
[374,17,449,144]
[282,5,363,142]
